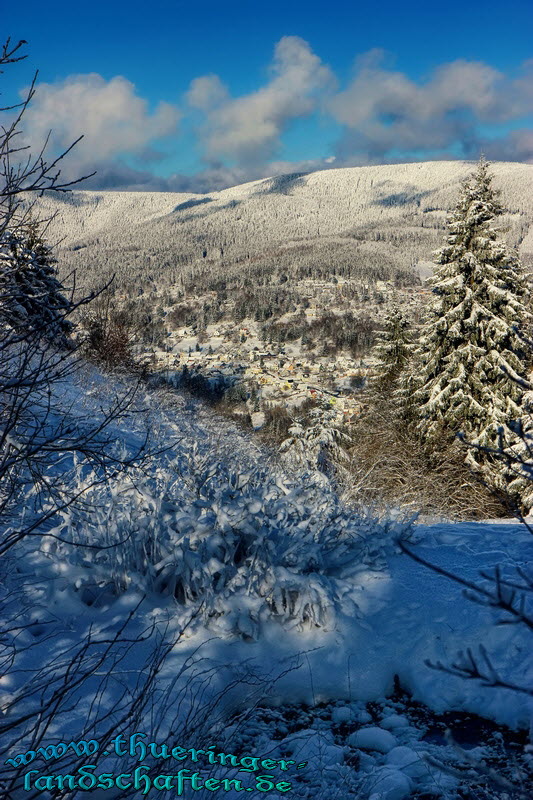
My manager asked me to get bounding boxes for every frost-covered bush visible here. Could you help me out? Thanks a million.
[41,439,404,639]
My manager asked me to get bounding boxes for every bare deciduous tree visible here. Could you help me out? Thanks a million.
[0,38,156,558]
[0,39,192,799]
[0,38,95,239]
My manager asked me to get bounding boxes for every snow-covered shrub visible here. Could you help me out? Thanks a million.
[0,547,285,800]
[42,437,405,639]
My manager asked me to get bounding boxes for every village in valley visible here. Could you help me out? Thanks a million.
[153,325,366,426]
[139,277,432,428]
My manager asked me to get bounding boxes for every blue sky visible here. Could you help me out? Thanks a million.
[3,0,533,191]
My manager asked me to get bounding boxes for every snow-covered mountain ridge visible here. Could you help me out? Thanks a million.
[37,161,533,294]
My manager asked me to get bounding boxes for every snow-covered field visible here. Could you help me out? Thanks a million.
[1,365,531,799]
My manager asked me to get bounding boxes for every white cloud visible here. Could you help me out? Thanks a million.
[186,75,229,111]
[328,53,533,162]
[187,36,335,164]
[479,129,533,163]
[20,73,180,178]
[15,44,532,195]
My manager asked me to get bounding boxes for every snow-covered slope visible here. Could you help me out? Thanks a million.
[1,362,532,799]
[4,365,532,727]
[37,161,533,293]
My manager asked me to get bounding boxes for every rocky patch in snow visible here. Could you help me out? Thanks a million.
[224,680,531,800]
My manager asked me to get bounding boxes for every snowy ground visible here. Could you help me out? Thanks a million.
[1,366,531,799]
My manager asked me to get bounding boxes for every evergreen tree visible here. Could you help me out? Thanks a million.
[412,158,531,487]
[0,223,74,343]
[501,390,533,512]
[372,305,413,391]
[279,398,351,479]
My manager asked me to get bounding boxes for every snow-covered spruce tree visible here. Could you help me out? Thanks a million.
[372,305,414,392]
[412,158,532,493]
[279,397,351,480]
[491,388,533,514]
[0,222,74,344]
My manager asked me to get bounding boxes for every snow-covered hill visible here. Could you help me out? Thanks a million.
[37,161,533,294]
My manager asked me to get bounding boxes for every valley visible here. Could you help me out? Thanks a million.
[35,161,533,425]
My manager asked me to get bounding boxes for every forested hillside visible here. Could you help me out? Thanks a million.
[39,161,533,300]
